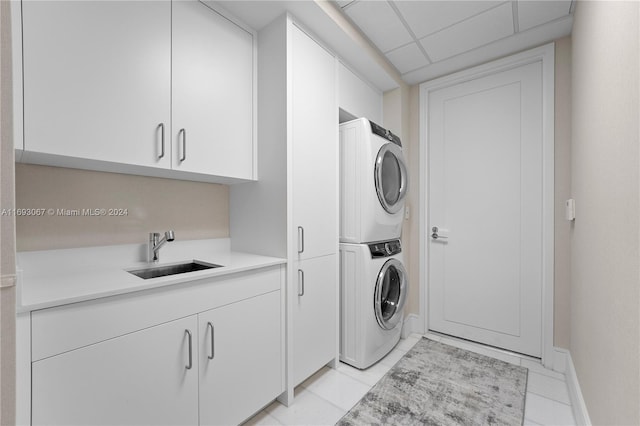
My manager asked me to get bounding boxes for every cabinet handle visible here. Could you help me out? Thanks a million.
[297,226,304,254]
[298,269,305,296]
[158,123,165,159]
[179,128,186,162]
[185,329,193,370]
[207,322,215,360]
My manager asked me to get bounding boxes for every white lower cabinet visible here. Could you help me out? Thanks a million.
[199,291,282,425]
[32,315,199,426]
[27,267,284,426]
[293,255,338,386]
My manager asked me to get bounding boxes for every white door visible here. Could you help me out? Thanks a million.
[172,0,253,178]
[428,61,544,357]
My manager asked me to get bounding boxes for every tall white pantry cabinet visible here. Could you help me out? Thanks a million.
[230,14,339,403]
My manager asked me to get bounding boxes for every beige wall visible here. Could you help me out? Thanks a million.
[16,164,230,251]
[404,84,421,317]
[383,84,418,315]
[554,36,572,349]
[0,0,17,424]
[570,1,640,424]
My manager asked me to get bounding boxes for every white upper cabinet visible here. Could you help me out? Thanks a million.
[22,0,172,168]
[292,25,338,261]
[19,0,255,183]
[172,1,254,179]
[338,62,383,123]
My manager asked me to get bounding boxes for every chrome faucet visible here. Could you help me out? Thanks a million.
[148,230,175,262]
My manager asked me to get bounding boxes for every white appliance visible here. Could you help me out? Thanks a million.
[339,118,408,244]
[340,239,408,369]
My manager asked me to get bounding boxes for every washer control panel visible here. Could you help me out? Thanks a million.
[369,239,402,258]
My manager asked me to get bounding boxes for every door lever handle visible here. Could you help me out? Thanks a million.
[431,226,449,240]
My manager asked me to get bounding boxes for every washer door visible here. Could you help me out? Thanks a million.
[374,258,408,330]
[374,143,408,214]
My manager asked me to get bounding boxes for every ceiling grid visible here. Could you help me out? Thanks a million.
[340,0,573,84]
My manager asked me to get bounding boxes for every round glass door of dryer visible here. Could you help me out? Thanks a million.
[374,143,408,214]
[374,258,408,330]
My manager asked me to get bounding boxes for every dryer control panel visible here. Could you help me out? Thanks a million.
[369,239,402,258]
[369,120,402,147]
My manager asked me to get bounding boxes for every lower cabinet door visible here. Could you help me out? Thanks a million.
[32,316,199,426]
[199,290,282,425]
[293,254,338,386]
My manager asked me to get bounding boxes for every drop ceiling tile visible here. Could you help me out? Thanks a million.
[385,43,430,74]
[345,0,414,53]
[517,0,572,31]
[420,2,514,62]
[393,1,503,39]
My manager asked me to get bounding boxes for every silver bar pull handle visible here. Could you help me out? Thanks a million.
[185,329,193,370]
[158,123,165,159]
[179,128,186,162]
[297,226,304,254]
[298,269,305,296]
[207,322,215,360]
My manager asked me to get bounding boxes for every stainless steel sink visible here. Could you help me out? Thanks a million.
[128,260,222,280]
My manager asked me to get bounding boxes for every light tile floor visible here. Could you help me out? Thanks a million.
[244,333,577,426]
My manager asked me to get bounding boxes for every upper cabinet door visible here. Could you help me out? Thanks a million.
[172,1,254,179]
[22,1,171,168]
[291,25,338,260]
[338,62,383,123]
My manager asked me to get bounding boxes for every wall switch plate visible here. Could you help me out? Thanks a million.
[565,199,575,221]
[404,206,410,220]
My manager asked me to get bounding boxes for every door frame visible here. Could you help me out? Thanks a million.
[418,43,555,367]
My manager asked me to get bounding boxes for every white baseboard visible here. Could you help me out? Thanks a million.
[398,319,592,425]
[553,347,591,426]
[551,347,568,373]
[401,313,422,338]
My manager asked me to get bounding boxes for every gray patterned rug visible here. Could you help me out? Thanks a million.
[338,338,528,426]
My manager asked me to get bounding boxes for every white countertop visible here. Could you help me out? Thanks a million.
[16,238,286,313]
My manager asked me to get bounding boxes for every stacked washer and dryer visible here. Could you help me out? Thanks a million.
[339,118,409,369]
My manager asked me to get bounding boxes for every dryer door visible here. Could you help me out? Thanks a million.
[374,258,408,330]
[374,143,408,214]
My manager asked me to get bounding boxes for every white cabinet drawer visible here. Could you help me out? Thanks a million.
[31,266,282,361]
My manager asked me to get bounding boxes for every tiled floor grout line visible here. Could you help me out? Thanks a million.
[247,334,577,426]
[297,384,351,415]
[526,390,572,406]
